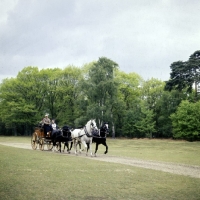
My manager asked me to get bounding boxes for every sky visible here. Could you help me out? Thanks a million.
[0,0,200,83]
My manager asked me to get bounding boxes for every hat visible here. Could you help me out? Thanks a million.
[45,113,49,117]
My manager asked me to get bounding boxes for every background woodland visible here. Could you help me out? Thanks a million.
[1,50,200,141]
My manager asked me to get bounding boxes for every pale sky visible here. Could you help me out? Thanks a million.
[0,0,200,83]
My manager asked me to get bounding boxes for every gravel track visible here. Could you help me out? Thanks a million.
[0,142,200,179]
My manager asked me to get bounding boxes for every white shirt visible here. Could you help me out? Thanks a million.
[52,123,57,130]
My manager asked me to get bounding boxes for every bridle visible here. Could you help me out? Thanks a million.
[84,120,98,137]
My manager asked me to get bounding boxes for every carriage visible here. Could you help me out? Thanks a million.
[31,125,53,151]
[31,120,109,156]
[31,124,72,152]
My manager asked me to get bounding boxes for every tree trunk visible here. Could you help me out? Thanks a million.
[110,112,115,138]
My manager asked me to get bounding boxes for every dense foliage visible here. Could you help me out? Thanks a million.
[170,100,200,141]
[0,54,200,140]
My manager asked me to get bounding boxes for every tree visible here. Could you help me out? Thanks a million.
[79,57,118,137]
[170,100,200,141]
[42,68,62,120]
[187,50,200,97]
[0,77,38,135]
[115,70,142,137]
[155,89,187,138]
[134,101,156,138]
[56,66,84,126]
[115,71,142,109]
[140,78,165,136]
[165,50,200,97]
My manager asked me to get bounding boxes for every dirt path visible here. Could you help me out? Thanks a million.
[0,142,200,179]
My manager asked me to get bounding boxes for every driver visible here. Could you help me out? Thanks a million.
[42,114,51,137]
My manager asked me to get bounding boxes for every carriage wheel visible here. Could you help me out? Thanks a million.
[31,132,38,150]
[39,139,44,151]
[47,142,53,150]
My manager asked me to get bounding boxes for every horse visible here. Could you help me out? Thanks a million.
[51,125,71,152]
[71,119,98,156]
[92,122,109,156]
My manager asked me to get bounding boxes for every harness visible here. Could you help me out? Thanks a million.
[92,124,109,139]
[74,121,97,139]
[84,126,93,137]
[74,121,108,139]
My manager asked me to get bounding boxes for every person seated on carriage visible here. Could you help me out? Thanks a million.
[42,114,52,137]
[51,119,59,137]
[51,119,57,131]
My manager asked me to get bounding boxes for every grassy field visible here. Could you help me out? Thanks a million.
[0,136,200,200]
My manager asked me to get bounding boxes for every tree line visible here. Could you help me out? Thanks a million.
[0,53,200,140]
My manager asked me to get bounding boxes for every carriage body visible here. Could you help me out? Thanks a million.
[31,126,53,151]
[34,127,45,138]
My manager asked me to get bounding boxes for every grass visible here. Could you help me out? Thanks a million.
[107,138,200,165]
[0,136,200,199]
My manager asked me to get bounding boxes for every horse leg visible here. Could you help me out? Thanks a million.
[52,140,56,152]
[94,143,98,157]
[78,142,82,153]
[103,142,108,154]
[63,142,66,152]
[63,142,67,153]
[59,142,61,153]
[66,142,71,153]
[73,139,78,155]
[69,141,73,151]
[81,141,88,156]
[88,140,93,157]
[86,143,89,152]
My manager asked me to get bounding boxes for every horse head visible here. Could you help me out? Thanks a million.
[100,122,109,137]
[62,125,71,137]
[86,119,98,136]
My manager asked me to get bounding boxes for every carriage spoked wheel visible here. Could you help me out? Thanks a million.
[39,139,44,151]
[47,142,53,150]
[31,132,38,150]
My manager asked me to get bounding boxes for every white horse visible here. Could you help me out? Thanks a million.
[71,119,98,156]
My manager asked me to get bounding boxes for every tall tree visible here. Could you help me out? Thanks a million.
[0,77,38,135]
[116,71,142,109]
[155,89,187,138]
[135,101,156,138]
[115,70,142,137]
[165,50,200,96]
[79,57,118,137]
[187,50,200,97]
[56,66,83,126]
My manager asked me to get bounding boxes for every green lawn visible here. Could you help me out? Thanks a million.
[0,136,200,200]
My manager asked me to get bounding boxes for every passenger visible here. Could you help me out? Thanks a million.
[51,119,57,131]
[42,114,51,137]
[51,119,60,138]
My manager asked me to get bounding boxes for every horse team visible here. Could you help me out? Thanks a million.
[45,119,109,157]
